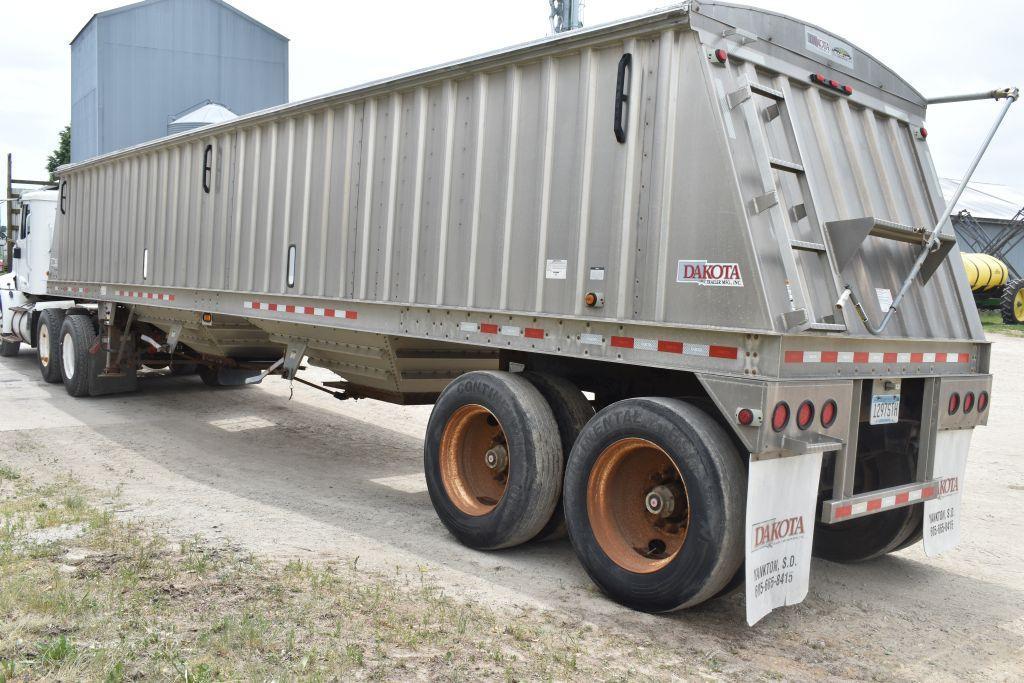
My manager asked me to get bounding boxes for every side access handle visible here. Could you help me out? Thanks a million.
[59,180,68,215]
[202,144,213,194]
[613,53,632,143]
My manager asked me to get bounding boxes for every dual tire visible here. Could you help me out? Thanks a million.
[425,372,746,612]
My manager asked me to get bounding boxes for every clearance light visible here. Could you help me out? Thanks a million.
[713,48,729,64]
[737,408,754,426]
[809,73,853,96]
[772,402,790,432]
[948,392,960,415]
[796,400,815,430]
[820,399,838,428]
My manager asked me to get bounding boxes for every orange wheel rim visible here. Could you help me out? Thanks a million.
[587,438,689,573]
[439,404,510,516]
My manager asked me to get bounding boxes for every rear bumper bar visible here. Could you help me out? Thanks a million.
[821,479,940,523]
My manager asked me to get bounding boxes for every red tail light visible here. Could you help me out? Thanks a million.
[977,391,989,413]
[796,401,815,430]
[737,408,755,426]
[772,402,790,432]
[820,399,837,428]
[963,392,975,414]
[948,392,960,415]
[714,48,729,64]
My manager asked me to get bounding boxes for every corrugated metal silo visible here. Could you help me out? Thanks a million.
[70,0,288,162]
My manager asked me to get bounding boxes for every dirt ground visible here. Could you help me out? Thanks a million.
[2,334,1023,681]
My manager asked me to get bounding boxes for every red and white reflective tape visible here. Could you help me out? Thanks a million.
[243,300,358,320]
[784,350,971,365]
[116,289,175,302]
[459,322,545,339]
[54,286,89,295]
[611,335,739,360]
[833,484,936,521]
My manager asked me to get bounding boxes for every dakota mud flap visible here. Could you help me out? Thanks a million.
[744,452,823,626]
[923,429,972,556]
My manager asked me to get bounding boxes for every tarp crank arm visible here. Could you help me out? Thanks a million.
[838,86,1019,335]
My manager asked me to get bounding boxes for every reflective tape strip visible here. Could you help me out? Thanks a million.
[785,349,972,365]
[243,301,356,319]
[580,333,604,346]
[610,336,737,359]
[117,289,175,302]
[833,483,937,520]
[57,286,90,295]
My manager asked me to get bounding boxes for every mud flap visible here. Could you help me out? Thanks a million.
[923,430,972,557]
[744,452,823,626]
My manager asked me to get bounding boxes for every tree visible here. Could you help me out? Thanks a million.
[46,126,71,180]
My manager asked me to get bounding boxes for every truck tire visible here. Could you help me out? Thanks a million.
[0,339,18,357]
[520,372,594,542]
[1001,278,1024,324]
[563,398,746,613]
[423,370,562,550]
[813,450,920,562]
[37,309,67,383]
[170,362,198,376]
[59,314,97,398]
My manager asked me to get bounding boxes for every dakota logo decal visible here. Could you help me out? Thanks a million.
[676,260,744,287]
[804,26,855,66]
[751,515,806,552]
[937,476,959,497]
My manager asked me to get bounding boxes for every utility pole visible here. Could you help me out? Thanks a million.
[549,0,583,33]
[4,155,13,275]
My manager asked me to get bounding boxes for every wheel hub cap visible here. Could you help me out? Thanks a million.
[587,438,690,573]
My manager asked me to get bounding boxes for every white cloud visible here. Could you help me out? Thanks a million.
[3,0,1021,192]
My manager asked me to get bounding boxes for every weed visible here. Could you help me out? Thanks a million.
[0,465,19,481]
[38,635,76,665]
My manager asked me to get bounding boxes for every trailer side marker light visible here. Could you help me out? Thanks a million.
[977,391,989,413]
[842,85,854,95]
[714,48,729,64]
[963,391,975,414]
[812,73,827,84]
[948,392,960,415]
[737,408,755,426]
[796,400,815,430]
[820,399,837,428]
[771,402,790,432]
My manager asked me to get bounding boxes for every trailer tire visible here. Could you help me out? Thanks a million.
[198,365,223,386]
[59,314,97,398]
[424,370,562,550]
[813,450,919,562]
[170,363,198,376]
[520,372,595,542]
[0,339,19,357]
[563,398,746,613]
[1001,278,1024,324]
[36,309,67,383]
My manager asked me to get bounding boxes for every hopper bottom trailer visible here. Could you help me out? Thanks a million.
[2,3,1014,623]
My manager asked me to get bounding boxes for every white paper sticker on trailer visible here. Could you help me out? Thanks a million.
[745,451,823,626]
[875,288,893,312]
[923,429,972,557]
[545,259,568,280]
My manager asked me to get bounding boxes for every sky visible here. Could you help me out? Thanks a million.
[2,0,1022,195]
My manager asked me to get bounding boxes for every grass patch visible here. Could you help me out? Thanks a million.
[0,470,682,680]
[980,310,1024,336]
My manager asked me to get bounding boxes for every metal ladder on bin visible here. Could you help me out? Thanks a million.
[727,77,847,333]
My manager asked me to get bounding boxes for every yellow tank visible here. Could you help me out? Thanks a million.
[961,252,1009,292]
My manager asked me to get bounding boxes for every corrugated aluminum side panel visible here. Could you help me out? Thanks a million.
[57,19,777,334]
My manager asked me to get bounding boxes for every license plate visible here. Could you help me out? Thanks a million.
[870,394,900,425]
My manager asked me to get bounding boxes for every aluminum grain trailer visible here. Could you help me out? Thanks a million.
[9,2,1015,623]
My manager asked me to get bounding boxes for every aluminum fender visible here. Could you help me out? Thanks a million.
[697,373,854,456]
[0,271,28,336]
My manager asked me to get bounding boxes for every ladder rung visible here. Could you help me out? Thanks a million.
[790,240,826,253]
[807,322,847,332]
[750,82,785,101]
[769,157,805,173]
